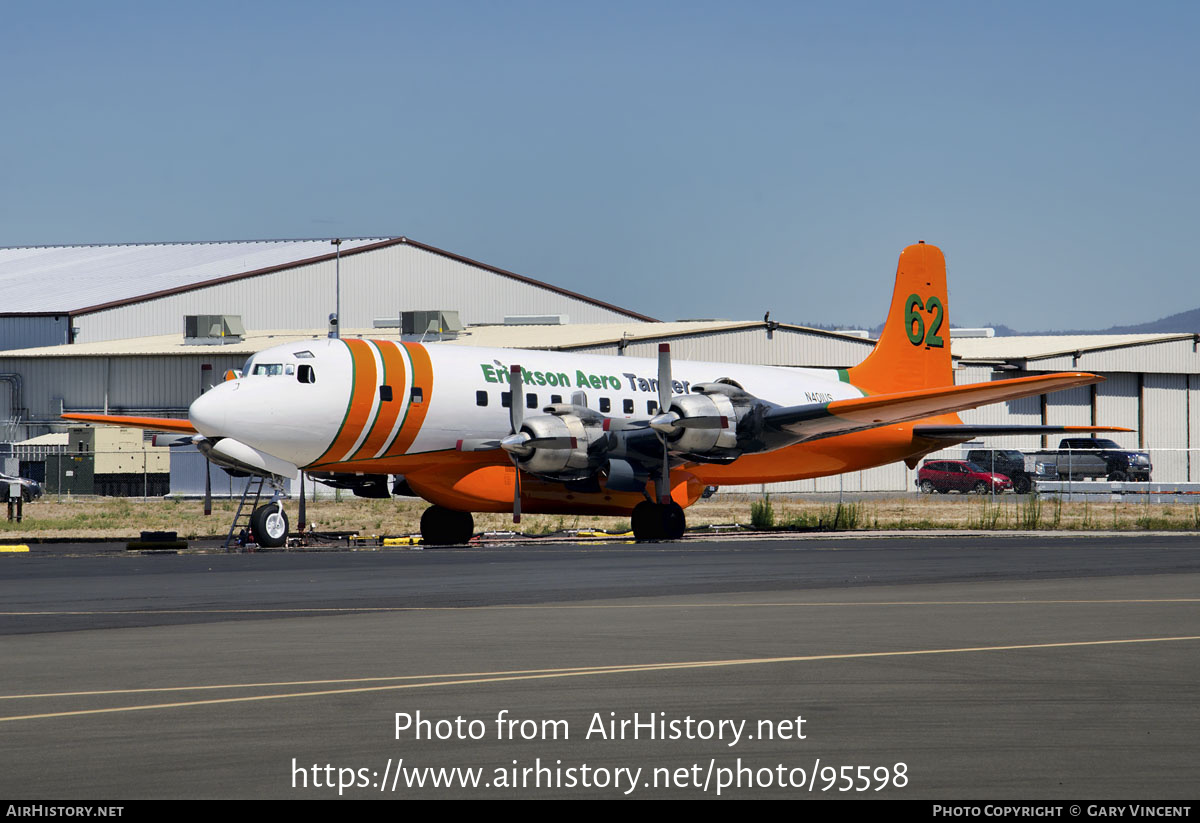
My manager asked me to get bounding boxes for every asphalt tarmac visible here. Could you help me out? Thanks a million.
[1,533,1198,799]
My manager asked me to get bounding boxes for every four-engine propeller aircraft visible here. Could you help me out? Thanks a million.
[65,242,1126,545]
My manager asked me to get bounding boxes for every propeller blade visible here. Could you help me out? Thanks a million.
[456,438,503,452]
[657,343,672,504]
[298,471,307,532]
[508,365,526,525]
[203,456,212,516]
[511,456,522,524]
[509,365,524,434]
[657,343,672,415]
[659,435,671,504]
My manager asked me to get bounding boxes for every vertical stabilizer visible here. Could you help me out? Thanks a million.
[848,242,954,394]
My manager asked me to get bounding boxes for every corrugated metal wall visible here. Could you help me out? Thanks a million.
[0,316,70,351]
[1143,374,1189,482]
[76,244,642,343]
[1095,374,1140,450]
[0,352,245,438]
[1032,338,1200,375]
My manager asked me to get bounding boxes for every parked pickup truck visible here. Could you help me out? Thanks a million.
[1031,438,1152,482]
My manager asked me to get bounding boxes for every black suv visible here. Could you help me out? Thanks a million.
[966,449,1032,494]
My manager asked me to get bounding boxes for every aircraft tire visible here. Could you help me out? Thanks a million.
[420,505,474,545]
[660,502,686,540]
[631,502,663,541]
[250,504,289,548]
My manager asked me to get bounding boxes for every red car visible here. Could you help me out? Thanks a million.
[917,460,1012,494]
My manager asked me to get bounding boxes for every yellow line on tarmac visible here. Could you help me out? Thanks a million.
[0,635,1196,723]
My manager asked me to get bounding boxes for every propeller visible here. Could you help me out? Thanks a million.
[204,456,212,516]
[504,365,525,523]
[654,344,673,504]
[298,471,306,532]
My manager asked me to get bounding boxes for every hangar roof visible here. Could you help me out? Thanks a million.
[0,236,655,323]
[951,333,1199,361]
[0,238,389,314]
[0,321,872,358]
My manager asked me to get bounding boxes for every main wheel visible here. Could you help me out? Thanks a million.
[250,504,289,548]
[420,505,475,545]
[631,501,663,541]
[660,502,686,540]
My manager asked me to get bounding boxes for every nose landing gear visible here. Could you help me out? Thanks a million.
[225,474,291,549]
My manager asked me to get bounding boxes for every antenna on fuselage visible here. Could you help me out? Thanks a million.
[329,238,342,339]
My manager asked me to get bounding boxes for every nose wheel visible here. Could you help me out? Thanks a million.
[631,501,686,541]
[250,503,289,548]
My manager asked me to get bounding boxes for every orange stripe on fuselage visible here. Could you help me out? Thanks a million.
[313,339,378,465]
[350,340,407,461]
[385,342,433,457]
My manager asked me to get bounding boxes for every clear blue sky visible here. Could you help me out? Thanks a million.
[4,1,1197,331]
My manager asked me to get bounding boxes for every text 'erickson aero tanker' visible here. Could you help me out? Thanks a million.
[65,243,1127,545]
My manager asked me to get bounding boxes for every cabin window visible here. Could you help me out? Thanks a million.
[379,385,393,402]
[599,397,610,413]
[551,394,562,404]
[647,400,658,414]
[623,398,634,414]
[297,365,316,384]
[501,392,511,408]
[476,390,488,407]
[410,387,424,404]
[526,393,538,409]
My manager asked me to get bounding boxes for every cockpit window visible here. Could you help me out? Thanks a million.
[297,365,316,384]
[252,363,285,376]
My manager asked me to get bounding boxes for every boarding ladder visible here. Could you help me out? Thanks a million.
[224,475,266,550]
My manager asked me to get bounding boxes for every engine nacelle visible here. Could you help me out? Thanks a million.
[666,393,739,454]
[516,410,610,479]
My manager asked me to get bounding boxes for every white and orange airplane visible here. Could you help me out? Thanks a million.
[65,242,1125,545]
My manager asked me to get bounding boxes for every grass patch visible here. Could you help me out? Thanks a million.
[750,496,776,529]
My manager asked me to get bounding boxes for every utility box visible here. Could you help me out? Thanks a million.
[46,428,171,496]
[46,452,94,494]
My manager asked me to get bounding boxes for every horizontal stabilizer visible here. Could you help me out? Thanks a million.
[62,413,197,433]
[912,424,1134,440]
[766,372,1106,442]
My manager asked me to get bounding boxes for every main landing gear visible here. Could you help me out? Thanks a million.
[631,501,686,541]
[420,505,475,546]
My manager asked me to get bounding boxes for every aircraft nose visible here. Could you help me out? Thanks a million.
[189,383,231,436]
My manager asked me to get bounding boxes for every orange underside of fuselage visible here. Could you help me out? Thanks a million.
[310,419,956,515]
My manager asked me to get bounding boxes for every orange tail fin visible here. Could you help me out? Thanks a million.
[848,242,953,394]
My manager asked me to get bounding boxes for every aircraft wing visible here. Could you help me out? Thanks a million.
[910,424,1132,440]
[61,413,197,434]
[764,372,1108,442]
